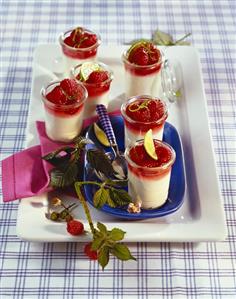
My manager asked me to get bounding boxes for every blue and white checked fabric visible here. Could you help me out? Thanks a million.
[1,0,235,298]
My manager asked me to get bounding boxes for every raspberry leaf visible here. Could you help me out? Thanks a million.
[110,228,126,241]
[109,188,132,207]
[152,30,174,45]
[93,187,110,209]
[111,244,136,261]
[98,246,110,270]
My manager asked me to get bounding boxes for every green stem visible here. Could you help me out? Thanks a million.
[175,33,191,44]
[74,183,96,235]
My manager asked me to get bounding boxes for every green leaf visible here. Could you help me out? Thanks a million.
[93,187,111,209]
[109,189,132,207]
[97,222,107,234]
[152,30,174,45]
[105,178,128,188]
[111,243,136,261]
[43,147,75,168]
[110,228,126,241]
[98,246,110,270]
[91,235,104,251]
[87,149,116,178]
[49,162,79,188]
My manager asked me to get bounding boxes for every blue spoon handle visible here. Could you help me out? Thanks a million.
[96,104,117,146]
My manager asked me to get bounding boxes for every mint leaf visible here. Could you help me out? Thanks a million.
[87,149,116,178]
[110,228,126,241]
[98,246,110,270]
[111,244,136,261]
[109,189,132,207]
[93,187,110,209]
[152,30,174,45]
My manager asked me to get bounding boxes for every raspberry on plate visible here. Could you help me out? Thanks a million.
[67,220,84,236]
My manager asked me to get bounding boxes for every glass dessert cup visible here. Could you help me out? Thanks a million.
[71,62,113,119]
[59,27,101,75]
[121,95,168,146]
[41,80,88,142]
[125,139,176,209]
[122,49,164,98]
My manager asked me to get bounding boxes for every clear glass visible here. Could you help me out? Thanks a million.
[125,139,176,209]
[41,80,88,142]
[71,62,113,118]
[59,27,101,75]
[121,95,168,146]
[122,49,164,98]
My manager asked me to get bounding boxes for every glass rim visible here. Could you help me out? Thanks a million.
[41,80,88,109]
[59,27,101,52]
[125,139,176,171]
[71,61,114,86]
[121,95,168,125]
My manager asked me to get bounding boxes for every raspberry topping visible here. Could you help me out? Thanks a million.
[126,99,166,122]
[84,243,98,260]
[127,41,161,66]
[85,70,109,84]
[67,220,84,236]
[129,141,172,168]
[64,27,98,49]
[46,79,84,105]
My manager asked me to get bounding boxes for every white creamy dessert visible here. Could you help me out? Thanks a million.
[125,139,176,209]
[43,107,85,142]
[124,66,162,98]
[41,79,87,142]
[124,124,164,147]
[83,90,110,119]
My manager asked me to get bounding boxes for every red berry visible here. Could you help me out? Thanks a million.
[84,243,98,260]
[86,71,109,83]
[67,220,84,236]
[80,33,97,48]
[46,85,67,104]
[64,36,75,47]
[128,46,149,66]
[60,79,79,98]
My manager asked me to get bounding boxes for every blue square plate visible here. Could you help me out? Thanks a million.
[84,115,185,219]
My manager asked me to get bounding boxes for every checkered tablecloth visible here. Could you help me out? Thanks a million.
[1,0,235,298]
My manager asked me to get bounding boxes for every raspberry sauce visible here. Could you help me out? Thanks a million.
[122,97,168,133]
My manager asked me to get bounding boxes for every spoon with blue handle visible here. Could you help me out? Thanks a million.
[96,104,127,179]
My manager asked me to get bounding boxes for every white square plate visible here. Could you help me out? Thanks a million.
[16,44,227,242]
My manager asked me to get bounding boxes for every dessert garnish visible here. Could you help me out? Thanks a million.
[46,78,83,105]
[43,136,136,269]
[126,29,191,46]
[78,62,109,83]
[93,123,110,147]
[64,26,98,48]
[144,129,158,160]
[126,98,166,122]
[127,41,161,66]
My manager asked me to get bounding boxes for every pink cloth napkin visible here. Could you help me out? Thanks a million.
[1,110,120,202]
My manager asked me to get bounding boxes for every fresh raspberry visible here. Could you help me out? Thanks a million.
[79,32,97,48]
[60,79,79,98]
[64,36,75,47]
[46,85,67,105]
[67,220,84,236]
[129,46,149,66]
[84,243,98,260]
[148,100,165,121]
[86,71,109,84]
[148,46,160,64]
